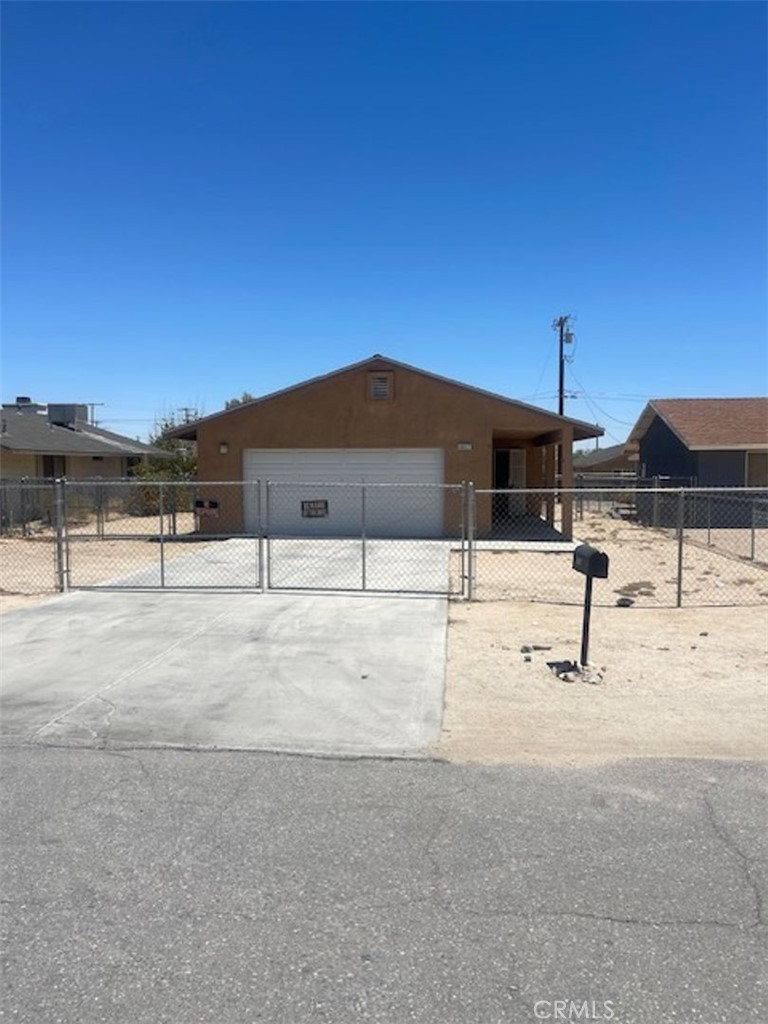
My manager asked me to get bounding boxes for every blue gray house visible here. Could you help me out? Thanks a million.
[626,398,768,528]
[626,398,767,486]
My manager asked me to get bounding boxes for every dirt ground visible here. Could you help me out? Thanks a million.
[472,512,768,607]
[2,513,767,768]
[443,512,767,765]
[0,533,216,613]
[435,600,768,766]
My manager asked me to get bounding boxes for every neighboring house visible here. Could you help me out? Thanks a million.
[625,398,768,486]
[574,443,634,475]
[0,398,165,479]
[166,354,603,539]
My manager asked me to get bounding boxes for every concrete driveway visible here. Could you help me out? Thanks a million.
[65,535,459,593]
[0,590,447,756]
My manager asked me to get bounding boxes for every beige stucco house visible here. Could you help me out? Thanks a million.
[167,355,603,540]
[0,398,165,479]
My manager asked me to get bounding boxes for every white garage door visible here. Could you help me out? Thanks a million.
[243,449,445,537]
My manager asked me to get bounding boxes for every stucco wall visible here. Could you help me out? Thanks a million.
[66,456,127,480]
[0,452,128,480]
[0,451,38,478]
[192,360,577,536]
[199,363,561,478]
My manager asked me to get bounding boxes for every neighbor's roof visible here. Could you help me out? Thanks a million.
[165,354,604,442]
[574,443,631,468]
[0,408,168,457]
[628,398,768,451]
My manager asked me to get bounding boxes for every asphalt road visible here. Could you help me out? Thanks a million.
[1,747,765,1024]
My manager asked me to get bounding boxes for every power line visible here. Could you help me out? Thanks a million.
[530,335,558,407]
[568,367,636,426]
[99,418,157,424]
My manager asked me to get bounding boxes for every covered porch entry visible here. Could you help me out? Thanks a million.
[484,425,576,540]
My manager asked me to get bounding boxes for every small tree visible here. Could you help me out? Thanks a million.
[127,415,197,524]
[224,391,256,410]
[131,414,197,481]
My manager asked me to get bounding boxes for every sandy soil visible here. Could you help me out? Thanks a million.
[446,512,767,765]
[0,529,215,613]
[436,601,768,766]
[472,513,768,607]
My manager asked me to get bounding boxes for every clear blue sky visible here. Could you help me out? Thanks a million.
[2,1,766,446]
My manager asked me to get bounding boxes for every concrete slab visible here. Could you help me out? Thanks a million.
[67,536,459,594]
[0,590,448,757]
[267,538,457,592]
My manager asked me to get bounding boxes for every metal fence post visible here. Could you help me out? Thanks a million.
[256,481,264,590]
[170,485,178,537]
[361,482,367,591]
[460,481,467,596]
[707,493,712,546]
[265,481,272,591]
[652,476,660,528]
[96,482,105,539]
[158,483,166,588]
[751,499,756,561]
[466,482,475,601]
[676,488,684,608]
[54,478,68,592]
[63,477,71,588]
[21,477,30,537]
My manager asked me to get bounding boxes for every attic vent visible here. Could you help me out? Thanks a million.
[368,372,393,401]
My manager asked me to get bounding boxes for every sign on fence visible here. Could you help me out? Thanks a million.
[301,499,329,518]
[195,499,219,518]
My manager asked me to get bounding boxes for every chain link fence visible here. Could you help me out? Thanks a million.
[62,481,263,590]
[471,486,768,607]
[265,481,466,594]
[0,480,60,596]
[1,480,766,607]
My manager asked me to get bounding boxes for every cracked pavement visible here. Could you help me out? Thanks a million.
[1,747,766,1023]
[0,590,447,756]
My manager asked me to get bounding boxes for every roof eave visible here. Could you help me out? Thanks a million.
[164,354,604,440]
[689,444,768,451]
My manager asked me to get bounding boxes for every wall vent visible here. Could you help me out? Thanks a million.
[368,372,394,401]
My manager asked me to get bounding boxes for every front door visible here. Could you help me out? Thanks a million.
[493,448,526,529]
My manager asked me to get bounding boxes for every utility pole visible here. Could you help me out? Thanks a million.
[552,315,574,416]
[552,314,575,487]
[177,406,198,424]
[86,402,105,426]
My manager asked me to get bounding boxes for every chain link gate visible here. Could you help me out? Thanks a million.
[61,480,264,591]
[6,479,765,606]
[264,480,468,596]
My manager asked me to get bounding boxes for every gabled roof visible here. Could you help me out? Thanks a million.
[628,398,768,451]
[166,354,604,442]
[574,443,630,468]
[0,407,167,458]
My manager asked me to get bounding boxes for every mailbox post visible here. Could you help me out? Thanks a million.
[572,544,609,668]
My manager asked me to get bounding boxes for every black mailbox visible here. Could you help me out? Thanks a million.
[572,544,609,579]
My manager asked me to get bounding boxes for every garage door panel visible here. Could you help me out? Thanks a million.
[244,449,444,537]
[267,482,364,538]
[362,484,446,539]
